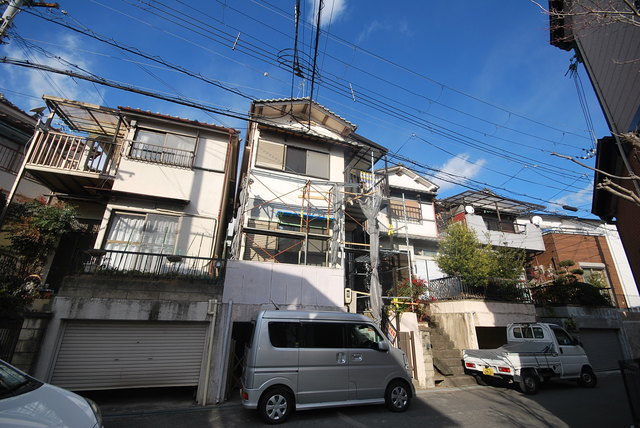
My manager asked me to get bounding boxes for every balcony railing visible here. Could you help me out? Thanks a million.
[0,144,24,174]
[75,249,225,283]
[427,276,533,303]
[127,140,194,168]
[27,131,121,176]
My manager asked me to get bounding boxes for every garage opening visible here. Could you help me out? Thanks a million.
[226,322,254,400]
[51,321,208,391]
[475,327,507,349]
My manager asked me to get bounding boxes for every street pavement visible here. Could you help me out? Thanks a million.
[100,372,634,427]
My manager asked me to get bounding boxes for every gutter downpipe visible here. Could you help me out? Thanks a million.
[214,130,236,259]
[202,298,219,405]
[216,300,234,404]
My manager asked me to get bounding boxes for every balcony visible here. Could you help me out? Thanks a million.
[73,248,225,284]
[25,130,122,195]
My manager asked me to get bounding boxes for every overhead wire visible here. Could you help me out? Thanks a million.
[0,56,592,215]
[257,0,594,142]
[13,1,596,204]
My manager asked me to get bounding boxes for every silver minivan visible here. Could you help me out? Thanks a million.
[240,310,414,424]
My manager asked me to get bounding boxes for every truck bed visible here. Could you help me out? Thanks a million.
[464,341,555,360]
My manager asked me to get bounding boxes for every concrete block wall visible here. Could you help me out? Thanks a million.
[11,312,51,374]
[419,326,436,389]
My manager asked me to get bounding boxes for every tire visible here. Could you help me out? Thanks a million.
[385,380,411,412]
[258,387,294,424]
[518,371,539,395]
[578,367,597,388]
[474,374,488,386]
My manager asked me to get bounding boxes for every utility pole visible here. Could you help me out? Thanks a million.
[0,0,59,42]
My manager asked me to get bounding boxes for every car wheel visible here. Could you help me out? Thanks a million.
[474,374,488,386]
[385,380,411,412]
[258,387,294,424]
[518,371,539,395]
[578,367,597,388]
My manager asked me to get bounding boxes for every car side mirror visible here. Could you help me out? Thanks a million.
[377,341,390,352]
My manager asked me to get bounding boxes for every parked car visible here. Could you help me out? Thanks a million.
[0,359,102,427]
[462,322,597,394]
[240,310,414,424]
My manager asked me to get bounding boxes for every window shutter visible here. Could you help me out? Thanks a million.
[306,150,330,179]
[256,140,284,170]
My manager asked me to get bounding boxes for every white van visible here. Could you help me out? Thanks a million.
[240,310,414,424]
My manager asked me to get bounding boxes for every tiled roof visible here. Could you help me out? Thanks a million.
[252,97,356,128]
[118,106,240,134]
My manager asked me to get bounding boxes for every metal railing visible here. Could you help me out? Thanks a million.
[127,140,194,168]
[0,317,23,362]
[427,276,533,303]
[75,249,225,282]
[27,131,122,176]
[0,144,24,174]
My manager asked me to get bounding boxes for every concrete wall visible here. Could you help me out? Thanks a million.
[429,300,536,350]
[222,260,344,320]
[621,311,640,359]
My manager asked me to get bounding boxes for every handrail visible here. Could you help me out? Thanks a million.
[27,130,122,176]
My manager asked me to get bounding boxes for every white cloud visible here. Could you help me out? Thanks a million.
[551,182,593,208]
[307,0,347,28]
[1,34,104,109]
[356,19,412,43]
[432,154,486,191]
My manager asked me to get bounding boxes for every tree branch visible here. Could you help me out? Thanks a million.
[550,152,639,180]
[597,178,640,205]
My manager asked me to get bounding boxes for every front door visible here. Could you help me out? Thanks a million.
[297,322,348,405]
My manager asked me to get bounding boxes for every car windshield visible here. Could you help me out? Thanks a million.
[0,361,31,396]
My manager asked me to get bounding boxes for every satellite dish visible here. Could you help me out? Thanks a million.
[531,215,542,226]
[464,205,475,214]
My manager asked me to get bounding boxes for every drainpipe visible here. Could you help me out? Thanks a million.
[214,131,235,259]
[202,298,218,405]
[216,300,233,404]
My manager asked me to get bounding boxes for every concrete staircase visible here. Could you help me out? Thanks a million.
[424,325,476,388]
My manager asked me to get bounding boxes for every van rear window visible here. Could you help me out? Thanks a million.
[268,322,299,348]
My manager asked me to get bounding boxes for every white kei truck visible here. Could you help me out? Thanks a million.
[462,323,597,394]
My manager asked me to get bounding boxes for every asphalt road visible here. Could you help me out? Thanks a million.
[101,372,634,428]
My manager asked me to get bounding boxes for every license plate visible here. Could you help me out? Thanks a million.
[482,367,494,376]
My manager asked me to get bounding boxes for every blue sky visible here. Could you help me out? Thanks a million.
[0,0,608,216]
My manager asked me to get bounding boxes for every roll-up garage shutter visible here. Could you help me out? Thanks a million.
[578,328,624,371]
[51,321,208,390]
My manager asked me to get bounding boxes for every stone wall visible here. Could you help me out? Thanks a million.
[11,312,51,374]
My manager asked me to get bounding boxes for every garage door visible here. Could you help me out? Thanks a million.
[579,328,624,371]
[51,321,208,390]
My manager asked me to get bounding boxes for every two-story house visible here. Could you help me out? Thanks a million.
[23,96,239,405]
[427,189,544,351]
[531,214,638,367]
[220,98,388,396]
[377,165,444,284]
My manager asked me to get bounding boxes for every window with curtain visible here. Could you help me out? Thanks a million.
[130,129,196,168]
[104,212,179,271]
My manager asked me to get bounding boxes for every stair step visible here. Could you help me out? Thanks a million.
[432,349,462,359]
[436,375,477,388]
